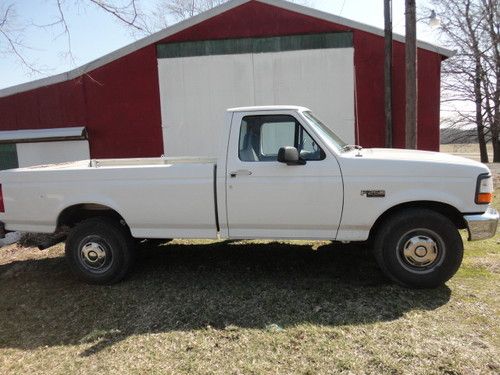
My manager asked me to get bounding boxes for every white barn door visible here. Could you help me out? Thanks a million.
[252,48,355,145]
[158,38,355,157]
[158,54,255,157]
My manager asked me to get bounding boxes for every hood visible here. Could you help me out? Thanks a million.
[364,148,484,166]
[340,148,490,178]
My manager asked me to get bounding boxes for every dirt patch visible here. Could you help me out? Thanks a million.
[469,255,500,274]
[17,232,57,248]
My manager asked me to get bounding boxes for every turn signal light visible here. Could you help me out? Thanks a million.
[475,174,494,204]
[476,192,493,204]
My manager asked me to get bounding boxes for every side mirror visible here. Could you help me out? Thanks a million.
[277,146,306,165]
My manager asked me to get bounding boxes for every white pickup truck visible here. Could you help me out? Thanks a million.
[0,106,497,287]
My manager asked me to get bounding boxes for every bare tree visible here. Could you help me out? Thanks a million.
[157,0,228,22]
[0,2,42,73]
[431,0,499,162]
[0,0,153,72]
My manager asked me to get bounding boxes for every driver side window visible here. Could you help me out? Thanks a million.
[238,115,325,162]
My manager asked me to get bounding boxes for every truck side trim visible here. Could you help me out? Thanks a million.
[213,164,220,233]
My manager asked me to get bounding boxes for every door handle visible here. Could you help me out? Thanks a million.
[229,169,252,178]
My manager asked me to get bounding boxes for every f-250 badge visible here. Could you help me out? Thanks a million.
[361,190,386,198]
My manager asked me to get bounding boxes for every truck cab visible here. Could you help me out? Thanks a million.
[218,106,343,240]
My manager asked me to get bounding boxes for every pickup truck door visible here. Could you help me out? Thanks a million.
[225,111,343,239]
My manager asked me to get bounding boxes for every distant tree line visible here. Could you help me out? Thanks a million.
[432,0,499,162]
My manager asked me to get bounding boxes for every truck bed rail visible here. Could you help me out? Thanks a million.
[89,156,217,168]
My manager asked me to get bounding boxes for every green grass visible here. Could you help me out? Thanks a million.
[0,194,498,374]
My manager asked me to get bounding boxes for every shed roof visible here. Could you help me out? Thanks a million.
[0,0,454,99]
[0,127,87,144]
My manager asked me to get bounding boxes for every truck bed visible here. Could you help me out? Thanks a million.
[0,157,219,238]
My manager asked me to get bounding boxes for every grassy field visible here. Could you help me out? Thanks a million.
[0,195,498,374]
[441,144,499,185]
[440,143,495,157]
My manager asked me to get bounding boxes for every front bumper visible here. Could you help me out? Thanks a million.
[0,221,5,239]
[464,207,499,241]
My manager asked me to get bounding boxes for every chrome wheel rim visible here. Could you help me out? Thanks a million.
[402,235,438,267]
[397,229,445,273]
[78,238,113,273]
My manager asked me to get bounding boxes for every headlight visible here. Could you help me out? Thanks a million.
[475,174,494,204]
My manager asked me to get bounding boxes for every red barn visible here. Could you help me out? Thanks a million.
[0,0,452,169]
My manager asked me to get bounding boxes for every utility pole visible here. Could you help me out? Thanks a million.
[405,0,417,149]
[384,0,393,148]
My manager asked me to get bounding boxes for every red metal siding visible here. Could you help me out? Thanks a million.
[353,31,386,148]
[82,45,163,158]
[0,0,443,158]
[0,79,86,130]
[389,41,442,150]
[417,49,442,150]
[159,2,350,42]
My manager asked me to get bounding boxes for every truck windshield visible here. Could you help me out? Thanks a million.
[302,111,347,152]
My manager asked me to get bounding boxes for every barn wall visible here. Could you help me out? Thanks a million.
[81,45,163,158]
[0,79,86,130]
[417,49,442,150]
[158,0,442,151]
[0,0,444,159]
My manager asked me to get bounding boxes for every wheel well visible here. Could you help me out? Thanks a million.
[57,204,126,230]
[368,201,466,242]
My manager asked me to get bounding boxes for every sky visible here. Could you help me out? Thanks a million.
[0,0,443,90]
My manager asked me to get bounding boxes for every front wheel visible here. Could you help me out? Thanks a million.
[65,217,135,284]
[373,208,463,288]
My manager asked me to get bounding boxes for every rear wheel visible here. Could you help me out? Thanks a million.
[65,217,135,284]
[373,208,463,288]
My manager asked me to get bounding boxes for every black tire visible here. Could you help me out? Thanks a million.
[65,217,135,284]
[373,208,463,288]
